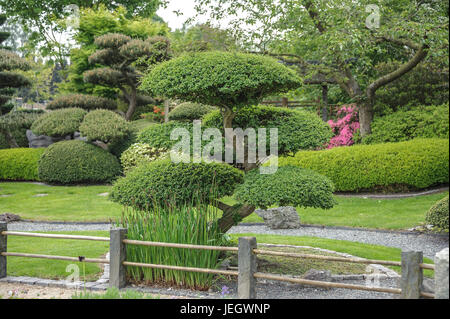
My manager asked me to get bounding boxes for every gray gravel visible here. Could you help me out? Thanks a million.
[7,221,448,260]
[228,225,448,260]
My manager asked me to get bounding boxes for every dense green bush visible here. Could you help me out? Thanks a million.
[79,109,130,143]
[38,140,122,184]
[31,108,87,137]
[363,104,449,144]
[120,143,167,173]
[47,94,117,110]
[168,102,216,122]
[203,105,332,154]
[110,159,244,209]
[137,121,193,150]
[426,196,449,232]
[278,139,449,192]
[141,51,301,109]
[0,148,44,181]
[234,166,336,209]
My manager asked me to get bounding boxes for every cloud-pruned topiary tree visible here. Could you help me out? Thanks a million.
[47,93,118,111]
[0,14,31,147]
[83,33,171,120]
[31,108,87,138]
[110,51,336,232]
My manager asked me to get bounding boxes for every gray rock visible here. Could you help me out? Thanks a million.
[255,206,301,229]
[26,129,86,148]
[302,269,333,282]
[422,277,434,294]
[0,213,21,223]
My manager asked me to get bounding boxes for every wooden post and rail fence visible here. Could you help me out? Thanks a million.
[0,222,448,299]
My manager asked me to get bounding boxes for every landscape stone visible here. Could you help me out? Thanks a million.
[255,206,301,229]
[0,213,21,223]
[302,269,333,282]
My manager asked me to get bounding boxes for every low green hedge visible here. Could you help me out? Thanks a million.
[426,195,449,232]
[38,140,122,184]
[363,104,449,144]
[137,121,193,150]
[0,148,44,181]
[110,159,244,209]
[278,138,449,192]
[47,94,117,111]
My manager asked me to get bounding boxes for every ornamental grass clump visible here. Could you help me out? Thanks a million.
[117,195,226,290]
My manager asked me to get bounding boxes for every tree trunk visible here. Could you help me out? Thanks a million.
[217,203,256,233]
[358,99,374,137]
[125,88,137,121]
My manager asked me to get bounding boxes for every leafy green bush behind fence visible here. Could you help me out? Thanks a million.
[426,195,449,232]
[278,138,449,192]
[0,148,44,181]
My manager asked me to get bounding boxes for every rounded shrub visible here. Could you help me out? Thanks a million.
[277,138,449,192]
[79,109,130,143]
[363,104,449,144]
[0,148,44,181]
[110,159,244,209]
[168,102,216,122]
[234,166,336,209]
[38,140,122,184]
[120,143,167,173]
[203,105,332,154]
[31,108,87,137]
[0,110,43,148]
[426,196,449,232]
[47,94,117,111]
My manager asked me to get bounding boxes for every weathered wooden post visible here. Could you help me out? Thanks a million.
[281,97,288,108]
[401,251,423,299]
[110,228,127,289]
[0,222,6,279]
[435,248,449,299]
[238,237,257,299]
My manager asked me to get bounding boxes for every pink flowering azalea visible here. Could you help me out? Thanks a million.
[327,104,359,149]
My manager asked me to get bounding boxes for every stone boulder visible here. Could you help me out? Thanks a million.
[255,206,301,229]
[0,213,21,223]
[302,269,333,282]
[26,130,86,148]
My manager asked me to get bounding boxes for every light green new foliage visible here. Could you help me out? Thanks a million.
[168,102,216,121]
[120,143,167,173]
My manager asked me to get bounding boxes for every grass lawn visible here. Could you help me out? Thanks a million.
[0,182,122,222]
[6,231,109,281]
[237,192,449,230]
[229,233,434,277]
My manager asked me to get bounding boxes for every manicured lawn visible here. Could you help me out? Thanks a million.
[0,182,122,222]
[237,192,449,230]
[229,233,434,277]
[6,231,109,281]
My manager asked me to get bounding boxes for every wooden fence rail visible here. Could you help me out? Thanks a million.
[0,223,447,299]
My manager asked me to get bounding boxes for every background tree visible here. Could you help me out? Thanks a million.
[194,0,449,136]
[0,1,167,69]
[84,33,171,120]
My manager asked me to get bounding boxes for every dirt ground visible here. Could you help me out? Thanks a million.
[0,282,171,299]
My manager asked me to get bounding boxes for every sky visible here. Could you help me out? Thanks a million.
[157,0,205,30]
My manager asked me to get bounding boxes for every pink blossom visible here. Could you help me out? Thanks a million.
[327,104,359,149]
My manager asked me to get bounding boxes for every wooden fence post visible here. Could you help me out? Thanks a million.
[401,251,423,299]
[110,228,127,289]
[238,237,257,299]
[435,248,449,299]
[0,222,6,279]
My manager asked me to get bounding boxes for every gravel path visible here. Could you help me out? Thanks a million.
[229,225,448,260]
[7,222,448,260]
